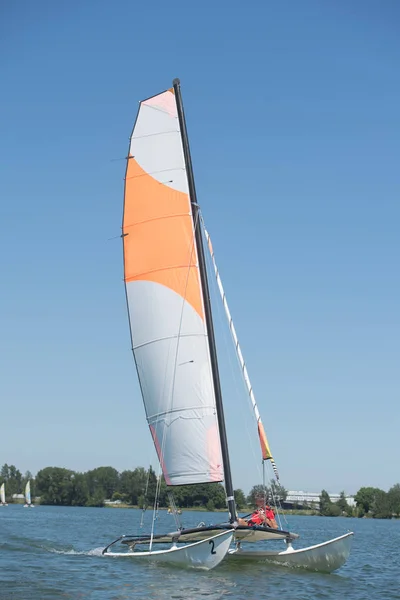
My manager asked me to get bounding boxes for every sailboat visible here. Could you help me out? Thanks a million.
[102,78,235,568]
[23,480,34,507]
[0,483,7,506]
[103,79,353,572]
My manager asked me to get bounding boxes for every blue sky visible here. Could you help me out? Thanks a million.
[1,0,399,496]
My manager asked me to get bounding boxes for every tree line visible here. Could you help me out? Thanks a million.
[0,463,286,510]
[0,463,250,510]
[319,486,400,519]
[1,463,399,518]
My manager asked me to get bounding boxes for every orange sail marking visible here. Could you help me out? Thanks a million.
[123,158,204,321]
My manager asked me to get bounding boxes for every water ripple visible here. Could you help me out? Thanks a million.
[1,507,399,599]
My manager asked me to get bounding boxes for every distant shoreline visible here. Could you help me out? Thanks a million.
[103,503,318,516]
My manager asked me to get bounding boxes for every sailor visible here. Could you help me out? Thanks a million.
[238,493,278,529]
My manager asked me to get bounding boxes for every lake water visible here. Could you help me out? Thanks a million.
[1,505,399,599]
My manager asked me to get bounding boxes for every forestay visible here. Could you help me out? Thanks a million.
[202,222,279,480]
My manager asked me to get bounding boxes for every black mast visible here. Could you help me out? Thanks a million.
[173,78,237,524]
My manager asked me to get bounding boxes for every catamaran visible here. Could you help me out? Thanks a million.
[23,480,34,507]
[103,79,353,572]
[0,483,7,506]
[102,78,236,568]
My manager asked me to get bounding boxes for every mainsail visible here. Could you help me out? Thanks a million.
[123,87,223,486]
[25,481,31,504]
[0,483,5,504]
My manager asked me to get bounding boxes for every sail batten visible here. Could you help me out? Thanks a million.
[123,89,224,486]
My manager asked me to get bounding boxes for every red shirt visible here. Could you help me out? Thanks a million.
[248,507,275,525]
[265,507,275,521]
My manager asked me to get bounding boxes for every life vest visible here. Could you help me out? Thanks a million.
[247,506,275,526]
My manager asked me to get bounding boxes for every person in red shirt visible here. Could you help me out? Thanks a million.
[238,493,278,529]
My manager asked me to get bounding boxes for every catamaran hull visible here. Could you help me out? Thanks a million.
[228,532,353,573]
[103,529,234,570]
[119,524,298,546]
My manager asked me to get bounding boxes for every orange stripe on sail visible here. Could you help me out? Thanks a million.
[258,421,273,461]
[123,158,204,320]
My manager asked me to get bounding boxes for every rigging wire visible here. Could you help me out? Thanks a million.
[201,217,265,494]
[201,215,291,528]
[139,467,151,530]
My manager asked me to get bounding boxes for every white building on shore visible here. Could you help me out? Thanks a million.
[285,490,355,508]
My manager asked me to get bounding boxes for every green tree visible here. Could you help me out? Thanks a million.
[328,503,341,516]
[120,467,152,505]
[189,483,226,508]
[86,489,105,507]
[36,467,75,505]
[157,477,169,507]
[1,464,10,480]
[354,487,383,516]
[371,489,391,519]
[169,482,226,509]
[146,466,158,501]
[234,489,247,510]
[85,467,119,500]
[206,499,215,511]
[269,480,288,506]
[319,490,341,516]
[336,491,351,515]
[3,465,23,496]
[208,483,226,509]
[387,484,400,517]
[111,491,125,502]
[171,485,194,508]
[71,473,89,506]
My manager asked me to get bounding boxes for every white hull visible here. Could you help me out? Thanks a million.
[0,503,8,507]
[104,529,234,570]
[228,532,353,573]
[23,504,34,508]
[133,525,297,546]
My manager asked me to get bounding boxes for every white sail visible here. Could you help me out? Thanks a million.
[0,483,5,504]
[123,88,223,486]
[25,481,31,505]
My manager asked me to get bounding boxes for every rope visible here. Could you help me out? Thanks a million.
[201,217,279,481]
[202,221,264,491]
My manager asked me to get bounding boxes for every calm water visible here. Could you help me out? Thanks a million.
[0,505,399,599]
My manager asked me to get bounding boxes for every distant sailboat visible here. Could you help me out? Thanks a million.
[23,481,34,507]
[0,483,7,506]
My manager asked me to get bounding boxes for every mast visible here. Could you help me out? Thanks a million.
[173,78,237,523]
